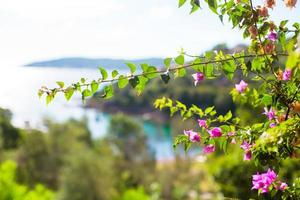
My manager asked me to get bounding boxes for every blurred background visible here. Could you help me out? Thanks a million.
[0,0,299,199]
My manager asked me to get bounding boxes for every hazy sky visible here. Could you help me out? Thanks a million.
[0,0,299,65]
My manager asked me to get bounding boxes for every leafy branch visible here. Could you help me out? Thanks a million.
[39,52,288,104]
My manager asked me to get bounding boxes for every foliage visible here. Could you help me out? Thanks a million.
[57,148,117,200]
[40,0,300,199]
[0,108,21,149]
[120,187,150,200]
[106,114,156,190]
[0,160,54,200]
[17,118,92,189]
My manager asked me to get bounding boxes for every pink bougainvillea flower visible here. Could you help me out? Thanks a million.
[192,72,204,86]
[198,119,208,129]
[235,80,248,93]
[269,122,276,128]
[267,32,278,42]
[282,69,292,81]
[284,0,297,9]
[203,144,215,154]
[276,182,288,191]
[184,130,200,143]
[244,151,252,161]
[227,132,236,144]
[263,107,276,121]
[227,132,235,137]
[208,127,222,138]
[240,141,252,151]
[252,169,278,193]
[231,138,237,144]
[266,169,277,181]
[241,141,252,161]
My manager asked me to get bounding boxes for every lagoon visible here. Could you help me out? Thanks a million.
[0,65,173,159]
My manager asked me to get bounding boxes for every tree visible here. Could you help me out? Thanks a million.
[0,160,54,200]
[106,114,156,190]
[57,148,117,200]
[0,108,21,149]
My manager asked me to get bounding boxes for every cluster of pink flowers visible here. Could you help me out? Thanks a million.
[184,130,200,143]
[252,169,288,193]
[235,80,248,93]
[240,141,252,161]
[184,119,224,154]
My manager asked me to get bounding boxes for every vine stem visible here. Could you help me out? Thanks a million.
[249,0,276,75]
[40,52,288,94]
[285,83,300,120]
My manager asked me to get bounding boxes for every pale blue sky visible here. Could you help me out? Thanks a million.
[0,0,299,65]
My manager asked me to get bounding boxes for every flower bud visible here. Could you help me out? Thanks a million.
[269,21,276,31]
[264,42,275,54]
[291,101,300,113]
[277,114,285,123]
[265,0,276,9]
[234,0,241,4]
[284,0,297,9]
[248,25,258,39]
[276,69,283,80]
[257,6,269,17]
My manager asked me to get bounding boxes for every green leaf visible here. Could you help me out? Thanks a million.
[56,81,64,88]
[144,66,158,79]
[64,87,75,101]
[179,0,187,7]
[204,63,214,77]
[224,111,232,121]
[140,63,149,72]
[111,70,119,78]
[206,0,218,14]
[205,106,214,115]
[91,80,99,93]
[174,68,186,78]
[135,76,148,95]
[164,58,172,68]
[222,61,236,80]
[103,85,114,99]
[99,67,108,80]
[190,0,200,13]
[46,94,54,105]
[126,62,137,73]
[82,89,92,98]
[175,55,185,65]
[251,57,265,72]
[38,89,44,99]
[118,75,128,89]
[161,73,170,84]
[129,76,140,88]
[261,94,272,106]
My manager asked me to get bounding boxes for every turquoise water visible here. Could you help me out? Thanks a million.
[90,111,174,159]
[0,65,174,159]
